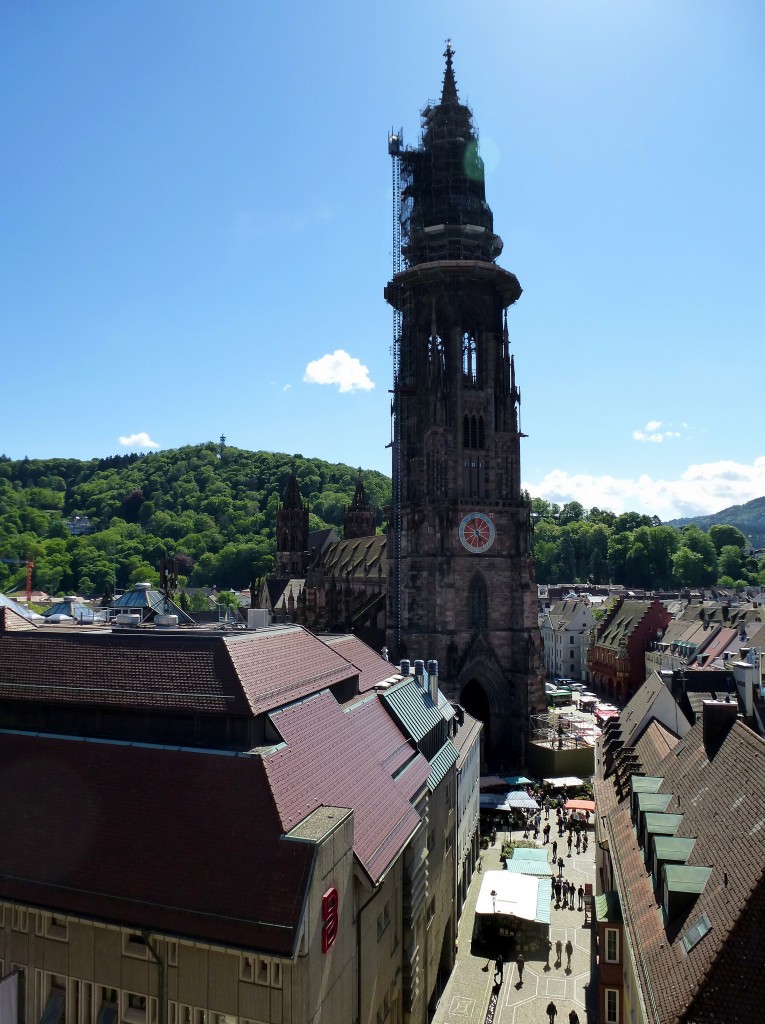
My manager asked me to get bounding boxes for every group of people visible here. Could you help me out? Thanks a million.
[552,876,586,911]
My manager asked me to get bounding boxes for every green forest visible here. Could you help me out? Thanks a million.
[0,443,763,598]
[0,443,390,597]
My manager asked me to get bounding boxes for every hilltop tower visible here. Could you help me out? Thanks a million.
[385,44,546,764]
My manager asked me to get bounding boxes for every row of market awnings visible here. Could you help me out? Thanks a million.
[480,791,540,812]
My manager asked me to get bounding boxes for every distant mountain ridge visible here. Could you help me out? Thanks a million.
[668,495,765,549]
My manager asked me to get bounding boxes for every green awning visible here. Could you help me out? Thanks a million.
[594,891,623,924]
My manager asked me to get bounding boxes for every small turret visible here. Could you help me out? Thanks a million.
[344,472,376,539]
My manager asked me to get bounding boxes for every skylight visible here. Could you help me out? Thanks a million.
[680,912,711,954]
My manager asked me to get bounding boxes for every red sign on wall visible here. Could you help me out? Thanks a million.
[321,887,339,954]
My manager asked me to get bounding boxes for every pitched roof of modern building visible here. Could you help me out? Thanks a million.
[323,634,396,692]
[0,604,38,631]
[599,710,765,1023]
[0,732,313,956]
[263,689,428,882]
[0,625,357,717]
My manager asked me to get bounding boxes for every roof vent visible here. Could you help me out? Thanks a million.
[134,582,152,591]
[400,658,411,677]
[114,613,141,627]
[154,613,178,628]
[413,659,425,685]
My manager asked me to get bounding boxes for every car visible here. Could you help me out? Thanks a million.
[568,682,586,693]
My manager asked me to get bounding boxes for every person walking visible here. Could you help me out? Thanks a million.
[494,952,504,985]
[569,886,575,910]
[577,884,585,911]
[567,833,573,856]
[565,938,573,970]
[568,1010,580,1024]
[544,822,551,844]
[552,839,558,861]
[555,938,563,967]
[562,879,569,904]
[582,833,588,854]
[516,953,525,985]
[557,856,564,876]
[546,1000,558,1022]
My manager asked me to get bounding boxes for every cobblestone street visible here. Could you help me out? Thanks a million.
[434,823,597,1024]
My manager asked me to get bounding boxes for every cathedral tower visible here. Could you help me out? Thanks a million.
[344,474,376,540]
[275,469,309,576]
[385,45,546,765]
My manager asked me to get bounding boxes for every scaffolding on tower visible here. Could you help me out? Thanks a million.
[388,128,403,654]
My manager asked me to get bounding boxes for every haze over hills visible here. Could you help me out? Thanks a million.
[668,495,765,550]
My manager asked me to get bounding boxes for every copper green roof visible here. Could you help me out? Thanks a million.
[595,891,623,924]
[427,740,458,792]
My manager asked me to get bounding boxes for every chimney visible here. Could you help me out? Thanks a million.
[427,659,438,703]
[702,698,738,754]
[413,659,425,686]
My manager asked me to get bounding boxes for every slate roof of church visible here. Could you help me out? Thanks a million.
[0,732,313,955]
[320,535,387,579]
[263,689,428,882]
[597,710,765,1024]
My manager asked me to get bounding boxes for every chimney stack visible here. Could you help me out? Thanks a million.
[427,659,438,703]
[413,659,425,686]
[702,698,738,754]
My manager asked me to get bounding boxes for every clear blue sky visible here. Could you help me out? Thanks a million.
[2,1,764,519]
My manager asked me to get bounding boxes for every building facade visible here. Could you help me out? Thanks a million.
[540,598,595,680]
[0,617,478,1024]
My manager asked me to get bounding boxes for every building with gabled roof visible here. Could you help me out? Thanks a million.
[594,676,765,1024]
[586,597,672,703]
[540,598,595,681]
[0,614,472,1024]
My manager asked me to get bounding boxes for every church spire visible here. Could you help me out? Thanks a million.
[440,39,458,104]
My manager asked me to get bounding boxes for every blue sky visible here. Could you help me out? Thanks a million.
[2,1,764,519]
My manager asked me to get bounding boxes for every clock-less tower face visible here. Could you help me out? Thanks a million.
[458,512,496,553]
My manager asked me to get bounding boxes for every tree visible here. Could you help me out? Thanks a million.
[708,524,748,554]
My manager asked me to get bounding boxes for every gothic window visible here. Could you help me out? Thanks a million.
[463,415,485,449]
[469,574,488,631]
[463,415,470,448]
[478,417,485,449]
[462,333,477,384]
[428,334,445,375]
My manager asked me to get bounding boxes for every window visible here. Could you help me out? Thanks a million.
[123,933,149,959]
[256,958,269,986]
[39,986,66,1024]
[239,956,254,983]
[270,962,282,990]
[377,900,391,940]
[122,993,147,1024]
[376,987,391,1024]
[469,574,488,631]
[605,988,619,1023]
[605,928,619,963]
[46,915,69,942]
[12,907,28,933]
[166,941,178,968]
[426,897,436,926]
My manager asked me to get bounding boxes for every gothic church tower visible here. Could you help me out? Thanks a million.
[385,45,546,764]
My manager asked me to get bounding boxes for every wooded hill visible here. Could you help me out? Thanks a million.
[0,443,763,597]
[0,443,391,596]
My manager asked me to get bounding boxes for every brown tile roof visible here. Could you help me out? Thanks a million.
[0,606,38,631]
[603,716,765,1023]
[0,732,313,955]
[323,634,396,692]
[264,690,427,882]
[0,630,250,714]
[0,625,358,718]
[224,626,356,714]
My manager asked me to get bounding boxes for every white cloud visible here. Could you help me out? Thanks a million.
[303,349,375,393]
[523,456,765,520]
[118,432,159,449]
[282,384,292,392]
[633,420,683,444]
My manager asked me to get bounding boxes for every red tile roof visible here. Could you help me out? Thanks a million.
[323,634,396,692]
[0,732,313,955]
[225,626,356,714]
[0,625,358,718]
[264,690,427,882]
[602,716,765,1023]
